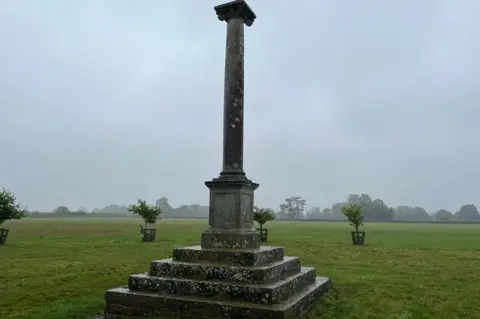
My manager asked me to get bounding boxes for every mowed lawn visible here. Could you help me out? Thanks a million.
[1,219,479,319]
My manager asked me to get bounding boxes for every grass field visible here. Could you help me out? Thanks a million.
[1,218,479,319]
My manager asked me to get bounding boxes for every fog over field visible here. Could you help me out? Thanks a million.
[1,0,480,213]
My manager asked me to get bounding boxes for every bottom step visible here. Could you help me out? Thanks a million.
[105,277,330,319]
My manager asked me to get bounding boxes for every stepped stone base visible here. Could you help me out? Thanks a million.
[104,246,330,318]
[172,245,284,266]
[105,277,329,319]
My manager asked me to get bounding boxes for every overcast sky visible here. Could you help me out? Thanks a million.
[1,0,479,213]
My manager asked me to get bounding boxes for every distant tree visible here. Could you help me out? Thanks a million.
[275,208,287,219]
[434,209,453,222]
[175,204,208,218]
[279,196,306,220]
[155,197,174,217]
[347,194,370,210]
[278,201,289,219]
[412,207,431,221]
[77,206,88,213]
[253,207,276,232]
[455,204,480,222]
[322,208,333,219]
[341,204,364,232]
[128,199,162,229]
[394,206,411,221]
[372,199,395,221]
[332,202,347,220]
[347,194,394,221]
[306,207,333,219]
[394,205,431,222]
[100,204,129,214]
[306,207,323,219]
[0,188,27,226]
[53,206,70,214]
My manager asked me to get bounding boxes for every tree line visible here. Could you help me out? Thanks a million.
[277,194,480,222]
[27,194,480,223]
[28,197,209,219]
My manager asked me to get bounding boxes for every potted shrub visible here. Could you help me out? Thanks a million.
[0,188,27,245]
[341,204,365,245]
[128,199,162,242]
[254,206,276,242]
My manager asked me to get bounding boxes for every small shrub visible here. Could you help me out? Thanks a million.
[0,188,27,227]
[341,204,364,232]
[254,207,275,231]
[128,199,162,230]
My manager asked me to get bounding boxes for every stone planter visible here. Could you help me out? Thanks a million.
[351,231,365,245]
[0,228,9,245]
[256,228,268,242]
[140,225,156,242]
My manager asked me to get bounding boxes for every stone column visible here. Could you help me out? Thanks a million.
[201,0,260,250]
[218,1,254,176]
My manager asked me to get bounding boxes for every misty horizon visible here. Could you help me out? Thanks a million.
[1,1,479,213]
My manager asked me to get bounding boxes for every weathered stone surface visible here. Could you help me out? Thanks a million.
[201,176,260,249]
[201,229,260,250]
[218,14,246,176]
[215,0,256,26]
[149,257,301,284]
[173,245,284,266]
[199,0,261,251]
[129,267,316,305]
[103,2,331,317]
[106,277,330,319]
[204,177,257,230]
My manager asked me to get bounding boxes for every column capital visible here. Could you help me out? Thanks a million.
[214,0,256,26]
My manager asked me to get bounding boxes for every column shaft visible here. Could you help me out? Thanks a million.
[221,18,245,176]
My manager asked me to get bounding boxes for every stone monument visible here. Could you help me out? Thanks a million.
[104,1,330,318]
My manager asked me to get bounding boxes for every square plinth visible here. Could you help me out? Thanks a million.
[173,245,284,266]
[201,175,261,249]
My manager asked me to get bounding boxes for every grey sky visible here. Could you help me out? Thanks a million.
[1,0,479,213]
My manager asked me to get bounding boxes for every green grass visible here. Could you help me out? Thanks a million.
[1,218,479,319]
